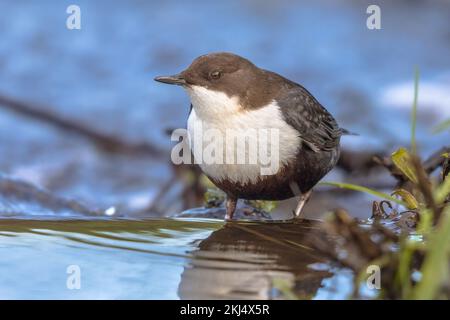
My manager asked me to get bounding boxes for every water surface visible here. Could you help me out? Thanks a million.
[0,218,351,299]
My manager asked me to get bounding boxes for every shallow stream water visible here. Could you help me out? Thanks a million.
[0,217,354,299]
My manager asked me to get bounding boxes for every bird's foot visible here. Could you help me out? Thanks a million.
[225,196,237,221]
[294,190,312,218]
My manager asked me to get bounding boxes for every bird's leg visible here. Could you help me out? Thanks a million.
[225,196,237,221]
[294,190,312,218]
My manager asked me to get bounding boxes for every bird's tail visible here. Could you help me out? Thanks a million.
[339,128,359,136]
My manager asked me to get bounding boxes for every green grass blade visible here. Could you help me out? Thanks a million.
[434,173,450,204]
[411,67,420,155]
[392,189,419,210]
[395,239,414,298]
[412,206,450,299]
[432,119,450,134]
[391,148,418,184]
[320,181,406,206]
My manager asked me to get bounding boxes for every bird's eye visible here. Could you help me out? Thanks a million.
[210,70,221,80]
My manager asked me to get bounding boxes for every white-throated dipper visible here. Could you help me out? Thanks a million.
[155,52,345,220]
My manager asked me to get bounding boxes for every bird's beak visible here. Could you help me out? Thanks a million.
[154,73,186,86]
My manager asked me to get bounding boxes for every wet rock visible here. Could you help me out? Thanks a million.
[177,202,279,221]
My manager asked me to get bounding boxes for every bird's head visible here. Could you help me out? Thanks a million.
[155,52,266,117]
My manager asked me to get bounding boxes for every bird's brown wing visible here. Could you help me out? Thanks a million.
[277,86,343,152]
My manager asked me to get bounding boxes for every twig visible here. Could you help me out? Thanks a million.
[0,94,164,157]
[374,146,450,185]
[422,147,450,174]
[337,149,385,173]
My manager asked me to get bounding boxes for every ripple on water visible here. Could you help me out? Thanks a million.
[0,217,352,299]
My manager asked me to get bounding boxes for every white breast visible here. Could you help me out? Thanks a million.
[186,86,301,184]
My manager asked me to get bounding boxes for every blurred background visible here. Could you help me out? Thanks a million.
[0,0,449,218]
[0,0,449,300]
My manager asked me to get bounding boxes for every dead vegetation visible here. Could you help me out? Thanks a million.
[311,146,450,299]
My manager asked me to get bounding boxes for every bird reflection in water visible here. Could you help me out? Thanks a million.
[178,219,335,299]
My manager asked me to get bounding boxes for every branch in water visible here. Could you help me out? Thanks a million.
[0,94,164,157]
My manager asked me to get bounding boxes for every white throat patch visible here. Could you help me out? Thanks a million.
[186,85,241,120]
[185,86,302,184]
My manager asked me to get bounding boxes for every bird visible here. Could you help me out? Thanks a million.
[155,52,345,220]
